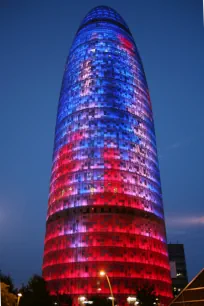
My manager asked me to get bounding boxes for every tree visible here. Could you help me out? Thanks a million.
[90,295,116,306]
[19,275,52,306]
[54,293,73,306]
[136,284,159,306]
[1,282,17,306]
[0,271,16,294]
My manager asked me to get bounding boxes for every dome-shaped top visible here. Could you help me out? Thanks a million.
[78,6,131,34]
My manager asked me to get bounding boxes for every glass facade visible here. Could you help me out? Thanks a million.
[42,6,172,305]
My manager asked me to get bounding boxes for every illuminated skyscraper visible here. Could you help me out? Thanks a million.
[42,6,172,305]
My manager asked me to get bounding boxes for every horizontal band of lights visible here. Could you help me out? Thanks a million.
[43,6,172,306]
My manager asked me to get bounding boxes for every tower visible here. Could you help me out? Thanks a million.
[42,6,172,305]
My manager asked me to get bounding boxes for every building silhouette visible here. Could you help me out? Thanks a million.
[168,243,188,297]
[42,6,172,305]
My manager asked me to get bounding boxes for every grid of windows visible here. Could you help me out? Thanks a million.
[42,6,172,305]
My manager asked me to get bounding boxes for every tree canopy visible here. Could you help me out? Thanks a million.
[90,295,116,306]
[19,275,73,306]
[1,282,17,306]
[136,284,159,306]
[19,274,52,306]
[0,271,16,294]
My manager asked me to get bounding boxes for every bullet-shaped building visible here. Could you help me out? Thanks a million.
[42,6,172,305]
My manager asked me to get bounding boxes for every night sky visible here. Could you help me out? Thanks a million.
[0,0,203,287]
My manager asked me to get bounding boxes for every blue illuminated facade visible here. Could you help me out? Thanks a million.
[43,6,172,305]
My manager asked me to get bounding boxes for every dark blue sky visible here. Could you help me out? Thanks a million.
[0,0,203,286]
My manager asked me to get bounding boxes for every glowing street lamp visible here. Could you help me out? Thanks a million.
[99,271,114,306]
[17,293,22,306]
[99,271,106,277]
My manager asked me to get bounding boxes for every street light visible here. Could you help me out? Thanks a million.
[17,293,22,306]
[99,271,114,306]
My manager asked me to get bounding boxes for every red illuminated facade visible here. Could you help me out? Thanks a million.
[42,6,172,305]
